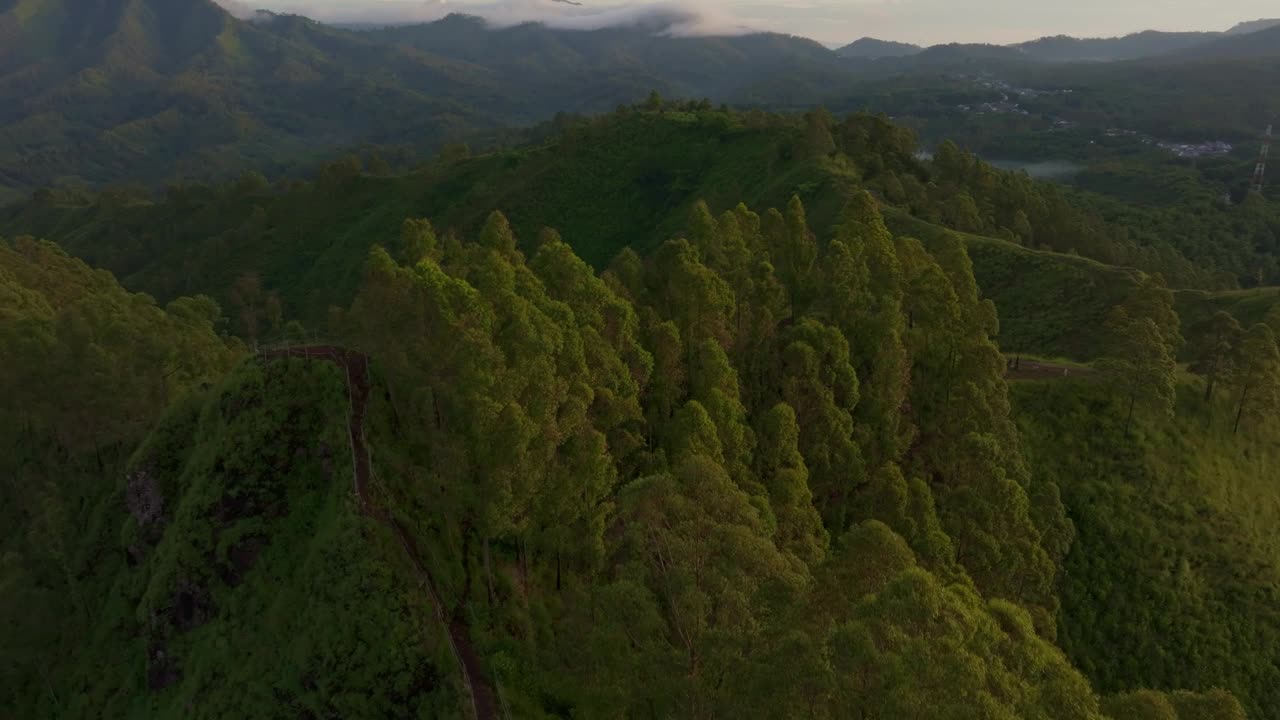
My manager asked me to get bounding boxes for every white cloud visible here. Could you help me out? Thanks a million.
[212,0,1280,45]
[213,0,762,36]
[212,0,258,19]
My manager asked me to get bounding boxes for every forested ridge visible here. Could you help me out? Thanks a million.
[5,171,1280,716]
[5,104,1278,352]
[3,95,1280,717]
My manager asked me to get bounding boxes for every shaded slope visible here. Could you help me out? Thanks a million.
[1014,377,1280,719]
[34,359,469,718]
[259,345,498,720]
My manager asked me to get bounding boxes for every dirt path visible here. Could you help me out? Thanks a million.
[1005,358,1094,381]
[261,346,498,720]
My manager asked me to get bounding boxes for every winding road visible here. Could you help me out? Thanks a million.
[261,346,498,720]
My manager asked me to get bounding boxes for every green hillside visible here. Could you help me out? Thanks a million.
[5,106,1273,361]
[1014,376,1280,719]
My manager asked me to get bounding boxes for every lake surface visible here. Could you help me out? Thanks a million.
[986,159,1083,179]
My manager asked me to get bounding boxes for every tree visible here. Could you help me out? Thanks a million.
[398,218,439,266]
[766,196,818,311]
[647,239,736,353]
[1102,690,1178,720]
[1101,308,1177,437]
[609,453,802,716]
[932,139,971,183]
[944,191,983,233]
[1191,311,1243,404]
[478,210,519,260]
[755,403,829,568]
[228,273,282,346]
[688,339,756,493]
[829,192,911,465]
[802,108,836,158]
[1264,305,1280,336]
[1124,274,1184,355]
[1012,209,1034,245]
[1169,689,1249,720]
[779,319,865,529]
[1232,323,1280,434]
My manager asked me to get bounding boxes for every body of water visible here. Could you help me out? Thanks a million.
[986,159,1083,179]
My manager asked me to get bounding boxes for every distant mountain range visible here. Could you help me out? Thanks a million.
[0,0,1277,202]
[1226,18,1280,35]
[0,0,842,201]
[1173,23,1280,60]
[835,37,922,59]
[840,18,1280,64]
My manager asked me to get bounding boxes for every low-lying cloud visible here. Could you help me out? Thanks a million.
[212,0,761,37]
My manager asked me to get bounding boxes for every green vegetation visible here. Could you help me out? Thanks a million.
[4,57,1280,716]
[6,105,1277,364]
[1014,376,1280,720]
[8,169,1280,715]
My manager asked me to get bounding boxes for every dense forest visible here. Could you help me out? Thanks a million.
[5,169,1280,715]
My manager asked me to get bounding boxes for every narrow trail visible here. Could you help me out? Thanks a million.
[1005,358,1094,381]
[261,346,498,720]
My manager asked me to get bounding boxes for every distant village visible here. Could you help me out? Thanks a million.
[955,75,1234,159]
[1103,129,1233,158]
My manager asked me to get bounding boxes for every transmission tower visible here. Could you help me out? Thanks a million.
[1252,123,1272,194]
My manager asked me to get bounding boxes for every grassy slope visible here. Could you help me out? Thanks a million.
[39,359,462,719]
[1176,286,1280,339]
[886,209,1145,359]
[1012,376,1280,719]
[890,208,1280,361]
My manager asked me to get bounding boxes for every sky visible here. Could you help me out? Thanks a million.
[216,0,1280,46]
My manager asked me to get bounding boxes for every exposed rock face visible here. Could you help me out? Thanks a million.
[126,464,165,528]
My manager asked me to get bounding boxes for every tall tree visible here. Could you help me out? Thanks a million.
[1232,323,1280,434]
[1123,274,1185,355]
[607,452,802,716]
[1191,311,1243,404]
[755,402,829,568]
[647,239,736,353]
[1101,307,1177,437]
[779,319,865,529]
[766,196,818,312]
[397,218,439,266]
[228,272,282,346]
[827,192,911,466]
